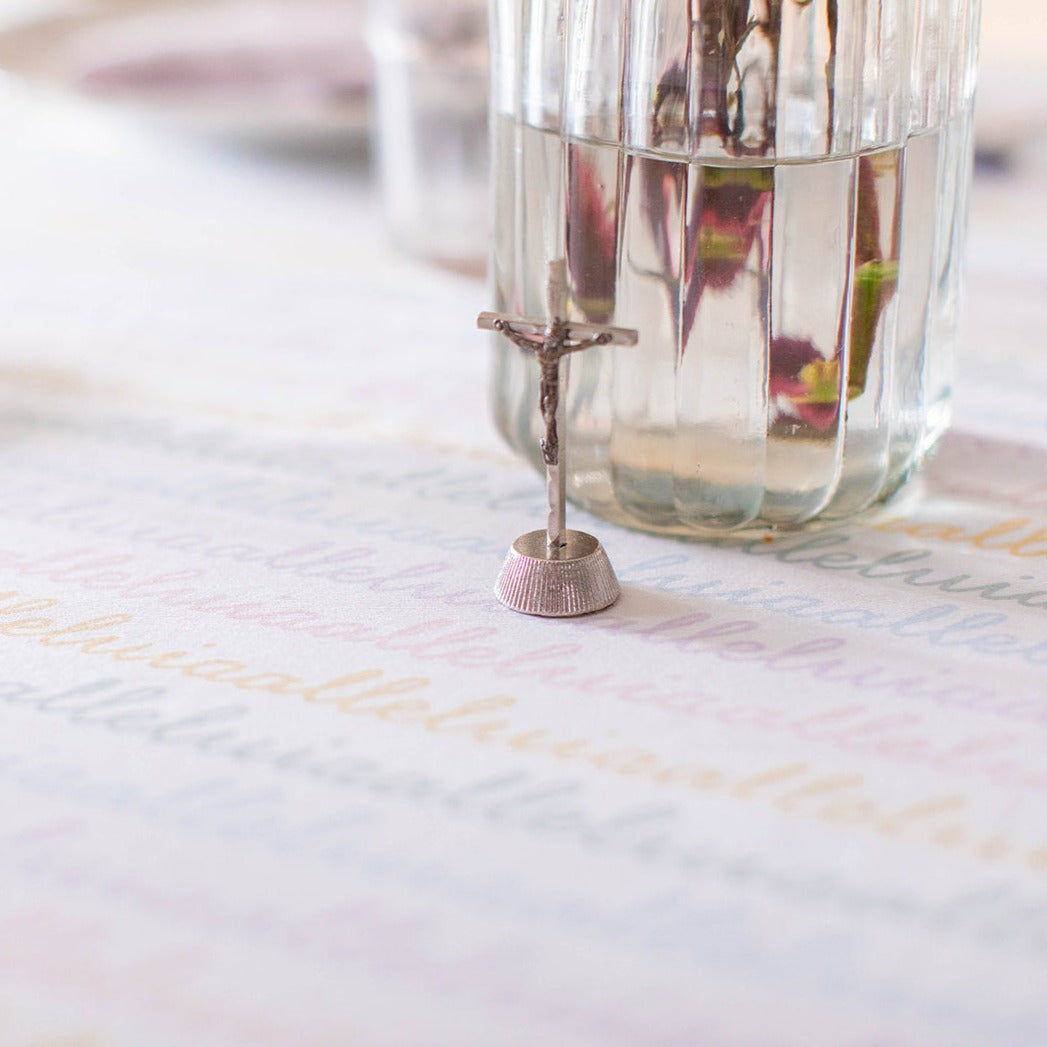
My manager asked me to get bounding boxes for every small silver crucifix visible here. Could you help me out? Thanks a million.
[478,261,638,617]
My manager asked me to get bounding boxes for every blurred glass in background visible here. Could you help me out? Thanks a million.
[367,0,488,276]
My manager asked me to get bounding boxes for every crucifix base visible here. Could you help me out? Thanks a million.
[479,260,636,618]
[495,530,620,618]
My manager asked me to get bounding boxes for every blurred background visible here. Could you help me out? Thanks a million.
[0,1,1041,276]
[0,0,492,276]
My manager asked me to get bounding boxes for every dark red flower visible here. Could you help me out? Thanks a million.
[769,337,841,431]
[566,153,619,324]
[681,166,772,343]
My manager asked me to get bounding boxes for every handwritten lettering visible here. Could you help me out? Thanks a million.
[2,669,1044,874]
[2,741,1046,978]
[873,514,1047,559]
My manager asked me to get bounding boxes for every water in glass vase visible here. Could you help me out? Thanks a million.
[491,116,964,536]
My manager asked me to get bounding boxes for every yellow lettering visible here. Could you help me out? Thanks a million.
[1009,527,1047,558]
[590,748,662,776]
[1027,847,1047,872]
[147,651,192,669]
[731,763,809,797]
[425,697,517,738]
[816,798,880,825]
[905,523,973,542]
[871,516,911,533]
[550,739,590,760]
[976,834,1013,861]
[653,766,724,790]
[183,660,251,680]
[0,617,54,637]
[776,775,865,810]
[77,636,132,654]
[871,513,1047,559]
[933,824,967,848]
[0,598,61,615]
[372,700,433,724]
[226,674,304,695]
[506,729,553,752]
[300,671,383,703]
[877,795,967,836]
[38,615,135,645]
[968,517,1033,548]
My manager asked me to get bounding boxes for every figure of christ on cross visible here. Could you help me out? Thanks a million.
[478,261,638,559]
[488,315,616,469]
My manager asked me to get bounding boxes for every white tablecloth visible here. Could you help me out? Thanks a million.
[0,72,1045,1047]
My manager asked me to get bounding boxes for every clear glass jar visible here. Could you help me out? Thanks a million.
[488,0,981,534]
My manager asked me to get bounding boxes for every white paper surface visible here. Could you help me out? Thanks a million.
[0,87,1045,1047]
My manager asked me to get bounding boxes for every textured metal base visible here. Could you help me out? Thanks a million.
[495,530,620,617]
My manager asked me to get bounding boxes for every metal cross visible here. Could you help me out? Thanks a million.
[478,261,638,559]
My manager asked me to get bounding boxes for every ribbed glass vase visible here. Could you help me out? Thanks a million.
[488,0,981,534]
